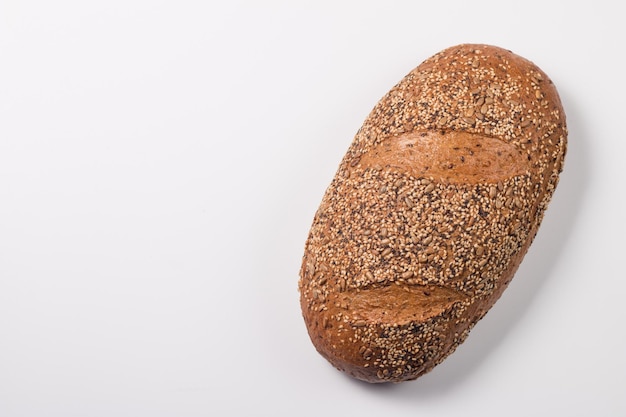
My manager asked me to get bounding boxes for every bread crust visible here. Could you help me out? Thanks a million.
[299,44,567,383]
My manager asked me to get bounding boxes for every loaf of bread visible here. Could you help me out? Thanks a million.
[299,44,567,383]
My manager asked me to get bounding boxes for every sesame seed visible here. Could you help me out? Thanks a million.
[462,117,475,125]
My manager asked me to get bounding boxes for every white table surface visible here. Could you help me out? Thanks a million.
[1,1,624,416]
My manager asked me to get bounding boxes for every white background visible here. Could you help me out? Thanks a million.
[1,1,624,416]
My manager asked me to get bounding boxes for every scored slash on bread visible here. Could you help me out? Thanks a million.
[299,44,567,383]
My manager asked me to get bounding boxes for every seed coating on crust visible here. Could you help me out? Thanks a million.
[299,44,567,383]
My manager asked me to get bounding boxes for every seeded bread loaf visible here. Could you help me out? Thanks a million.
[299,44,567,383]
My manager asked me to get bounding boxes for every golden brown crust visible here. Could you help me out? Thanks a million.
[359,130,529,183]
[299,44,567,383]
